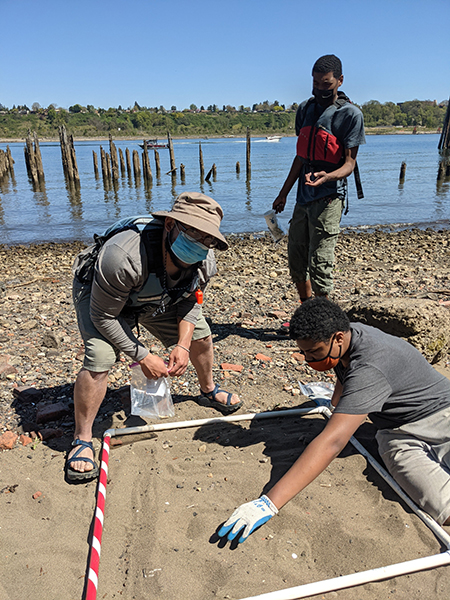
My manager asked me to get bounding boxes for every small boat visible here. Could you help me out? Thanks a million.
[266,135,282,142]
[139,139,169,149]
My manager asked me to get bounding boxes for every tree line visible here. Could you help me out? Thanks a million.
[0,99,447,139]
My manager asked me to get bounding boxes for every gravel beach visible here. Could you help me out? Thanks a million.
[1,228,450,600]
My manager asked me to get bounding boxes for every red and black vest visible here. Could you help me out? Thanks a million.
[296,95,349,171]
[295,93,364,200]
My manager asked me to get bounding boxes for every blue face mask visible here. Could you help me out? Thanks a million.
[170,231,209,264]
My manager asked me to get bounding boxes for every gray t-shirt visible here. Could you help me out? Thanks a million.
[295,96,366,204]
[334,323,450,429]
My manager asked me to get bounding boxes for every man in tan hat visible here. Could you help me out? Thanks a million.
[67,192,242,481]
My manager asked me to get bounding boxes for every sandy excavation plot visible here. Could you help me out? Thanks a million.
[94,414,450,600]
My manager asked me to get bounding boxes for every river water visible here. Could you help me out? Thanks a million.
[0,134,449,246]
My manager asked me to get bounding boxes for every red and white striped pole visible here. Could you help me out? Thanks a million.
[85,433,111,600]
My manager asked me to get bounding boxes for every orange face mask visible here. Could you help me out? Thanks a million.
[306,335,341,372]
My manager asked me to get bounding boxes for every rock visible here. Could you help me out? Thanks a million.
[0,363,17,377]
[13,386,44,404]
[36,402,71,424]
[41,331,60,349]
[21,319,38,330]
[0,431,18,450]
[291,352,304,363]
[32,491,42,499]
[19,434,33,446]
[347,298,450,363]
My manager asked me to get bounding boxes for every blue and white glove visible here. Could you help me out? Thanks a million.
[218,495,278,543]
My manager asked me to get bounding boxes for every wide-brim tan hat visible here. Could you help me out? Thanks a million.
[152,192,229,250]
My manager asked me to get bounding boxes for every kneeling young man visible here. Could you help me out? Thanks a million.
[218,297,450,543]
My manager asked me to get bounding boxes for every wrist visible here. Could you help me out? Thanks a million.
[260,494,279,515]
[175,343,190,354]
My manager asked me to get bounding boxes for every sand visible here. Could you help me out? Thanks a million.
[1,230,450,600]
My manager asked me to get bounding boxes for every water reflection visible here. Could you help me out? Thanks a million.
[143,178,153,210]
[66,179,83,221]
[245,176,251,211]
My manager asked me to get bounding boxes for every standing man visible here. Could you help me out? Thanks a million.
[67,192,242,481]
[273,54,365,303]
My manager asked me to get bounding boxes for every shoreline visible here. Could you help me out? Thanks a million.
[0,127,442,145]
[2,220,450,251]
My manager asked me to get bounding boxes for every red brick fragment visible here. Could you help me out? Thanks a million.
[13,386,43,404]
[220,363,244,373]
[19,434,33,446]
[36,402,71,424]
[0,431,18,450]
[110,438,123,447]
[37,428,64,441]
[32,491,42,499]
[255,353,272,362]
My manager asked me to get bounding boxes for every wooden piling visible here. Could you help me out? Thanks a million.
[154,149,161,177]
[33,132,45,182]
[125,148,132,177]
[109,135,120,181]
[168,131,176,173]
[6,146,15,176]
[58,126,79,183]
[199,142,205,180]
[69,134,80,183]
[142,143,153,182]
[118,148,126,176]
[100,146,108,179]
[105,152,111,180]
[25,132,39,185]
[180,163,185,181]
[132,149,141,179]
[212,164,217,179]
[236,161,240,174]
[438,97,450,151]
[205,164,215,182]
[246,127,251,176]
[0,150,8,179]
[399,162,406,183]
[93,151,99,177]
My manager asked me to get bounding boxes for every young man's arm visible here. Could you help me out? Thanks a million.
[305,147,359,188]
[272,155,304,213]
[218,411,367,543]
[266,411,367,509]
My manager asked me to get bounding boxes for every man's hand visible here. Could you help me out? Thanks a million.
[217,495,278,544]
[139,353,169,380]
[272,195,287,214]
[305,171,329,187]
[167,345,190,377]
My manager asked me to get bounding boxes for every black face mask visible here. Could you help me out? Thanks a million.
[312,88,334,106]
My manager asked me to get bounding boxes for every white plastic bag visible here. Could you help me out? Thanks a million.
[130,365,174,418]
[299,381,335,408]
[263,209,285,242]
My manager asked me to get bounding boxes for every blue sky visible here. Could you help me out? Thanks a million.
[2,0,449,110]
